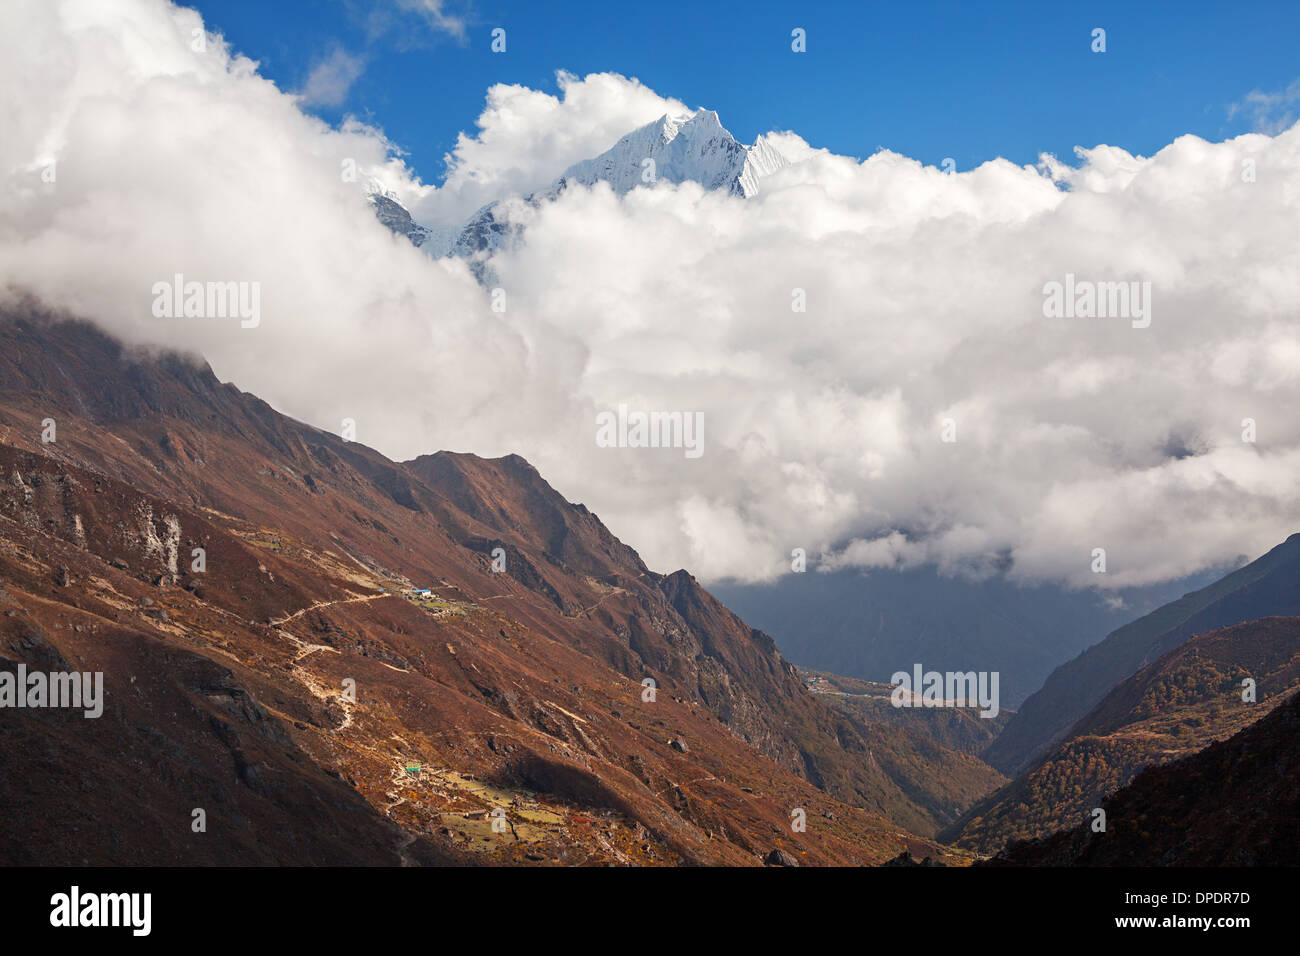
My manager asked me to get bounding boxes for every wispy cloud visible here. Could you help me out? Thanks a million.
[392,0,468,42]
[299,46,366,107]
[298,0,470,107]
[1229,77,1300,134]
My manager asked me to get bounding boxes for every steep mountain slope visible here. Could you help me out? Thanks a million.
[801,669,1011,757]
[398,449,937,829]
[985,682,1300,867]
[945,616,1300,854]
[800,669,1009,828]
[370,193,433,247]
[0,308,966,864]
[984,536,1300,774]
[400,450,1010,835]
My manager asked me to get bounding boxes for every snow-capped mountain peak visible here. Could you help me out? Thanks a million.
[558,108,784,198]
[373,107,788,261]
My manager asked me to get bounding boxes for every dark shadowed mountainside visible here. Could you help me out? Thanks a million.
[985,535,1300,775]
[945,616,1300,854]
[984,683,1300,867]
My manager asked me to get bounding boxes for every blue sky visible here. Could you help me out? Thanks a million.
[195,0,1298,181]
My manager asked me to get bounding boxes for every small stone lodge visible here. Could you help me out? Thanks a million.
[411,588,432,597]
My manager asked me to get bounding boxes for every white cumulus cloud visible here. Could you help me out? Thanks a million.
[3,0,1300,592]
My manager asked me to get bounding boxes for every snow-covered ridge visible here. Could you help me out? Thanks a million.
[372,108,788,260]
[369,193,433,248]
[559,108,786,198]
